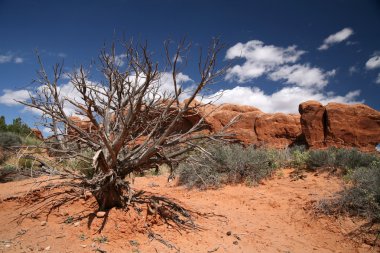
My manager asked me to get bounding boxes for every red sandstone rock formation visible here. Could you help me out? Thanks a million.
[299,101,380,151]
[255,113,302,148]
[31,128,43,140]
[63,100,380,151]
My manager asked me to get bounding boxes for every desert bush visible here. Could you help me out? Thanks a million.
[66,149,95,178]
[22,136,42,146]
[307,147,379,173]
[307,148,336,169]
[0,165,18,182]
[178,143,281,189]
[0,132,22,148]
[18,157,36,169]
[289,145,309,169]
[318,160,380,221]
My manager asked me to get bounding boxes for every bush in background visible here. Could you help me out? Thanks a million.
[178,143,282,189]
[0,132,22,148]
[318,160,380,222]
[307,147,379,173]
[65,149,95,178]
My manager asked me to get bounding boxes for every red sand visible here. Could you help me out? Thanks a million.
[0,169,377,253]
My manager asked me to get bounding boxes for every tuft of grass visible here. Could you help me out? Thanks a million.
[64,216,74,224]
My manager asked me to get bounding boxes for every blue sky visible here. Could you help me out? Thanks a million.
[0,0,380,131]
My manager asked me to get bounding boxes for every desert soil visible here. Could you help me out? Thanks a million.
[0,168,378,253]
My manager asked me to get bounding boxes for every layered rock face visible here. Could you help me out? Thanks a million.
[182,102,303,148]
[182,100,380,151]
[299,101,380,151]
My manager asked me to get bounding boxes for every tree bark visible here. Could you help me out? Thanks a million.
[94,179,123,210]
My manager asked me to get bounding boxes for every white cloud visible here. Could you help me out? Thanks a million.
[0,55,13,63]
[205,39,362,113]
[0,71,193,115]
[318,28,354,50]
[225,40,305,83]
[114,54,127,66]
[269,64,335,89]
[365,54,380,70]
[58,53,67,58]
[14,57,24,64]
[376,73,380,84]
[0,54,24,64]
[0,89,30,105]
[349,66,358,75]
[202,86,361,113]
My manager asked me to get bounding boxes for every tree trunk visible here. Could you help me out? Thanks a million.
[94,177,124,210]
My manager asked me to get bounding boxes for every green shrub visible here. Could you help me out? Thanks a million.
[18,157,35,169]
[290,146,310,169]
[22,136,42,146]
[307,148,335,169]
[318,160,380,221]
[66,149,95,178]
[178,143,281,189]
[307,147,379,173]
[0,132,22,147]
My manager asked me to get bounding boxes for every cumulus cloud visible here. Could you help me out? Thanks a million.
[0,54,24,64]
[365,54,380,70]
[207,39,362,113]
[225,40,305,83]
[159,72,193,95]
[318,28,354,50]
[0,71,194,115]
[0,89,30,105]
[269,64,336,89]
[202,86,361,113]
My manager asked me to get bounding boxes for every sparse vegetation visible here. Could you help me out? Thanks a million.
[178,143,284,189]
[0,132,22,148]
[318,160,380,222]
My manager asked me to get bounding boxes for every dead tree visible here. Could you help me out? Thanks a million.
[20,38,237,211]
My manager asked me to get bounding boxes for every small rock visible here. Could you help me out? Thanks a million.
[234,234,241,240]
[96,211,106,218]
[40,221,47,226]
[84,191,92,199]
[74,221,80,227]
[226,231,232,236]
[81,245,87,248]
[44,246,51,251]
[5,244,11,248]
[233,241,238,245]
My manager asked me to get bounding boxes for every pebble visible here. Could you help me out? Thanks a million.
[45,246,51,251]
[96,211,106,218]
[81,245,87,248]
[226,231,232,236]
[74,221,80,227]
[5,244,11,248]
[40,221,47,226]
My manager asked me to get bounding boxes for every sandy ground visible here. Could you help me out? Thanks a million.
[0,168,378,253]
